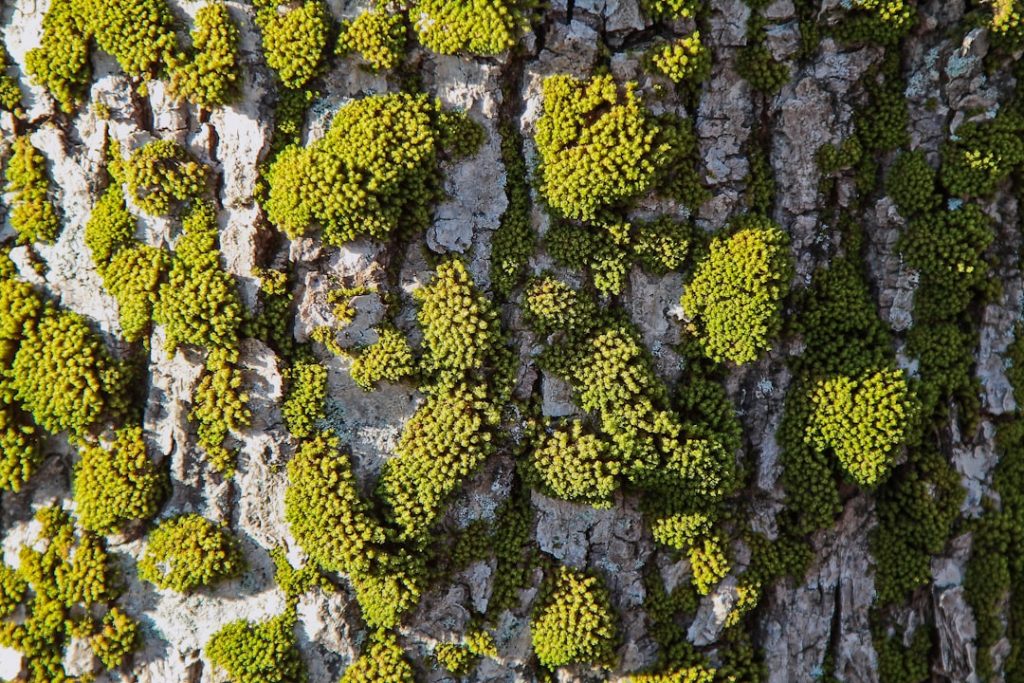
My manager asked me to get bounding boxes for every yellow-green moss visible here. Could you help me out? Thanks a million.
[255,0,331,90]
[336,8,406,71]
[5,136,60,245]
[122,139,208,216]
[530,567,619,669]
[170,2,241,109]
[681,217,792,365]
[265,92,477,245]
[340,633,414,682]
[139,514,245,592]
[74,426,166,534]
[206,611,306,683]
[413,0,533,55]
[350,327,416,391]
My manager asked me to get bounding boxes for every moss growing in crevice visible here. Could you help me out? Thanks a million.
[5,136,60,245]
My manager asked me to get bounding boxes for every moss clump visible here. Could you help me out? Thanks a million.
[24,0,91,112]
[85,184,138,268]
[104,244,172,342]
[523,275,597,336]
[255,0,330,89]
[190,347,251,474]
[12,307,128,439]
[489,124,534,296]
[285,433,388,577]
[681,217,792,365]
[0,506,129,680]
[336,8,406,71]
[79,0,178,79]
[123,139,208,216]
[379,385,501,543]
[413,0,533,55]
[736,42,788,95]
[5,136,61,245]
[282,358,327,439]
[206,611,306,683]
[265,92,478,245]
[531,567,619,669]
[0,46,22,113]
[991,0,1024,48]
[0,405,40,493]
[639,0,698,20]
[886,149,939,217]
[90,607,140,669]
[940,112,1024,199]
[74,426,166,534]
[832,0,915,45]
[170,2,241,109]
[341,633,415,682]
[139,514,245,592]
[535,74,667,222]
[807,368,914,488]
[155,202,244,353]
[350,327,416,391]
[414,259,507,392]
[648,31,711,86]
[527,421,620,508]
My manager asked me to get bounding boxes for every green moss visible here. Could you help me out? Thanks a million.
[85,183,138,268]
[631,217,691,275]
[535,74,668,222]
[103,244,172,342]
[349,551,429,630]
[0,505,136,680]
[79,0,178,79]
[780,257,906,535]
[526,421,620,508]
[648,31,711,86]
[379,385,501,543]
[206,611,306,683]
[74,425,166,534]
[12,306,128,439]
[154,201,243,353]
[991,0,1024,49]
[737,43,788,95]
[123,139,208,216]
[246,267,296,357]
[940,112,1024,199]
[898,203,993,324]
[282,358,328,439]
[871,449,962,606]
[0,405,40,493]
[522,275,598,337]
[489,123,534,296]
[0,46,22,113]
[265,93,476,245]
[336,8,407,71]
[807,368,915,488]
[255,0,330,89]
[0,564,26,618]
[414,258,506,393]
[413,0,533,55]
[24,0,90,112]
[435,641,476,675]
[271,548,330,605]
[5,136,60,245]
[90,607,139,669]
[139,514,245,592]
[681,217,792,365]
[639,0,699,20]
[285,432,388,576]
[886,149,939,217]
[545,219,631,295]
[832,0,915,45]
[530,567,619,669]
[170,2,241,109]
[350,327,416,391]
[190,347,251,474]
[340,633,414,682]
